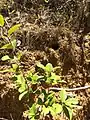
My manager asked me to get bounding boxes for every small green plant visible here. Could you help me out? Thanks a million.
[1,53,79,120]
[0,50,22,74]
[1,57,79,120]
[0,14,22,73]
[11,62,79,120]
[14,74,28,101]
[59,90,78,120]
[0,14,21,51]
[23,88,79,120]
[36,62,63,84]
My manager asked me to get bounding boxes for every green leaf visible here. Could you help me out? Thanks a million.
[63,106,73,120]
[52,103,62,114]
[8,24,21,36]
[28,73,40,84]
[16,74,26,85]
[1,55,11,61]
[37,62,45,70]
[19,91,28,100]
[17,51,23,60]
[17,75,27,93]
[51,72,59,80]
[60,89,67,103]
[0,39,16,50]
[18,83,27,93]
[30,104,37,113]
[0,14,4,26]
[45,63,53,72]
[28,104,37,118]
[12,64,18,72]
[0,69,11,73]
[0,68,17,73]
[48,107,56,116]
[0,43,13,49]
[32,74,39,83]
[11,39,16,51]
[46,93,56,106]
[48,72,61,84]
[65,98,78,105]
[42,106,49,116]
[30,117,35,120]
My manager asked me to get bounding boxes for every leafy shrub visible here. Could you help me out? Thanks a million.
[11,62,79,120]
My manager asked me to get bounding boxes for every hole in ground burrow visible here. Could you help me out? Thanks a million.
[51,43,59,50]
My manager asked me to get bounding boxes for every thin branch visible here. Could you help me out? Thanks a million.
[49,85,90,91]
[0,118,8,120]
[10,113,14,120]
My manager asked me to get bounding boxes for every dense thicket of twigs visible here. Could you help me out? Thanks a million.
[13,0,90,32]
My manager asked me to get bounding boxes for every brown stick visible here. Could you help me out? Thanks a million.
[49,86,90,91]
[0,118,8,120]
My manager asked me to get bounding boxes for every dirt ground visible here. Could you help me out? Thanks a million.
[0,0,90,120]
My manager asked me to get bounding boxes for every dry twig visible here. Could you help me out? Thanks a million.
[49,86,90,91]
